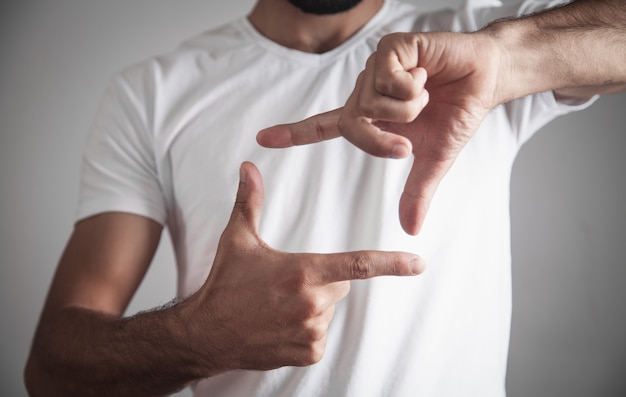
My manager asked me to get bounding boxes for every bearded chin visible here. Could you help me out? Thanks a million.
[287,0,363,15]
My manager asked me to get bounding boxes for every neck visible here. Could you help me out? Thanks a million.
[248,0,384,53]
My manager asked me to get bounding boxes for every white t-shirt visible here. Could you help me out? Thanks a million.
[78,1,594,396]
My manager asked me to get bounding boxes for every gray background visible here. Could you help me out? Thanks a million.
[1,1,624,396]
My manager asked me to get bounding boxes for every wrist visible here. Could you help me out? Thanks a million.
[479,1,626,102]
[476,17,547,104]
[172,293,227,379]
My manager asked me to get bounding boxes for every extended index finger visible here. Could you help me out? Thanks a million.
[308,250,425,285]
[257,108,343,148]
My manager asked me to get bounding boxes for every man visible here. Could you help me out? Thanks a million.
[24,0,625,396]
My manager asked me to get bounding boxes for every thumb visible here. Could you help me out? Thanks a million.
[399,159,451,235]
[231,161,265,234]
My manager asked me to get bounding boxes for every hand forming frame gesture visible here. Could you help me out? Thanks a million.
[258,0,626,235]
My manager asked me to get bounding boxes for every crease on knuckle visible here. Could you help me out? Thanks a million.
[389,255,404,276]
[348,254,371,280]
[337,114,351,138]
[304,323,326,343]
[301,296,323,319]
[374,74,397,96]
[305,341,325,364]
[288,259,312,293]
[313,118,326,143]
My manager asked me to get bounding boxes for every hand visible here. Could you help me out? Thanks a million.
[257,32,503,235]
[185,162,425,373]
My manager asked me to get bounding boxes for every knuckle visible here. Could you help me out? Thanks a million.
[305,341,325,364]
[304,323,327,343]
[301,296,324,319]
[337,114,359,141]
[217,228,246,252]
[357,95,379,118]
[336,116,346,136]
[313,118,327,142]
[377,33,411,59]
[374,74,397,96]
[348,254,372,279]
[398,104,420,123]
[293,340,325,367]
[377,33,396,51]
[288,262,313,293]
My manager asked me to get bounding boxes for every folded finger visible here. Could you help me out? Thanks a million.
[338,112,412,159]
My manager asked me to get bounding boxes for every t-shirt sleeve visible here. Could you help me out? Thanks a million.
[76,71,167,225]
[504,91,598,146]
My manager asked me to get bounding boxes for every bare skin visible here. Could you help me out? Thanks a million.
[25,0,626,395]
[24,161,422,397]
[257,0,626,235]
[248,0,384,53]
[25,1,405,395]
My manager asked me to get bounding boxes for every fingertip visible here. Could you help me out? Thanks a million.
[363,122,413,158]
[401,220,421,236]
[257,126,293,148]
[255,130,266,146]
[240,160,256,179]
[390,143,411,159]
[409,256,426,275]
[239,161,264,195]
[400,215,422,236]
[234,162,265,230]
[399,194,424,236]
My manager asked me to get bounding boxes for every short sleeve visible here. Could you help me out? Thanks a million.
[504,91,598,146]
[450,0,571,32]
[456,0,599,146]
[76,71,167,225]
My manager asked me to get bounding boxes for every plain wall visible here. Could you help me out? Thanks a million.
[1,1,624,396]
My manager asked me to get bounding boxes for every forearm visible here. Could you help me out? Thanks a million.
[483,0,626,102]
[25,302,210,397]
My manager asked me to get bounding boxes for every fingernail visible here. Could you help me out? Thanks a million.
[410,258,425,275]
[391,144,409,159]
